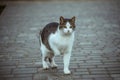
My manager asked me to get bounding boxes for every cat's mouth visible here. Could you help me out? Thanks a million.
[65,29,73,33]
[63,31,72,36]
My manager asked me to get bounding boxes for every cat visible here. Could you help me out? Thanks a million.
[39,16,76,74]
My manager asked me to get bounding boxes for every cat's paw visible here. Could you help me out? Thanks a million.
[51,66,58,69]
[64,69,71,75]
[51,64,58,69]
[43,64,49,70]
[43,67,49,70]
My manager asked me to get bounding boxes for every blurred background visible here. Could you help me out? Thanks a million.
[0,0,120,80]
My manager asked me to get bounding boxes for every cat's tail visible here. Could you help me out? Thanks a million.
[39,30,42,46]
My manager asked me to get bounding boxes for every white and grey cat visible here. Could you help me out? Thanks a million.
[39,16,76,74]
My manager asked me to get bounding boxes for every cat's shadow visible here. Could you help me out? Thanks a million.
[33,68,74,80]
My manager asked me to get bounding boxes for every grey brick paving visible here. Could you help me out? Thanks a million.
[0,0,120,80]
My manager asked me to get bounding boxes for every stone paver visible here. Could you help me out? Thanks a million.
[0,0,120,80]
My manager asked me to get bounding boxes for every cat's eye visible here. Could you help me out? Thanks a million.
[70,26,73,28]
[64,26,67,28]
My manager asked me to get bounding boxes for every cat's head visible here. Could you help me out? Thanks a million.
[59,16,76,35]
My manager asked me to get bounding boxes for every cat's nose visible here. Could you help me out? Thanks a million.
[67,30,70,33]
[68,30,72,33]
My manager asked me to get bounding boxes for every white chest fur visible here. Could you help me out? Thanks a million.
[48,31,74,55]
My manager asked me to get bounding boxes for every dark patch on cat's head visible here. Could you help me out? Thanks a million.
[59,16,76,30]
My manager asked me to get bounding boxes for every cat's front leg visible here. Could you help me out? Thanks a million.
[49,42,61,56]
[63,52,71,74]
[51,47,61,56]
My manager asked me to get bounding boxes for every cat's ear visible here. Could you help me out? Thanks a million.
[71,16,76,23]
[60,16,64,25]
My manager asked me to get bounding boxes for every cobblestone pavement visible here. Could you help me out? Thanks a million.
[0,0,120,80]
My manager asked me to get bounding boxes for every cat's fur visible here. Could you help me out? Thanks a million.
[39,16,75,74]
